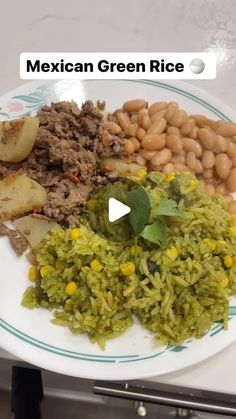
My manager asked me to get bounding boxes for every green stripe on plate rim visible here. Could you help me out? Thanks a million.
[0,319,138,362]
[1,79,232,122]
[0,80,234,363]
[1,307,236,363]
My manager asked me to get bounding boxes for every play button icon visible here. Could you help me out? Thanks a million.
[84,178,150,242]
[108,198,131,222]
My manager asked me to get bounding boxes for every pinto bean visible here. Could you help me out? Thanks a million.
[136,127,146,141]
[198,128,216,150]
[228,200,236,214]
[203,168,213,179]
[170,109,188,128]
[215,153,232,180]
[164,102,179,123]
[227,142,236,159]
[124,99,147,112]
[130,137,140,151]
[226,168,236,192]
[167,126,181,137]
[105,121,122,134]
[116,112,130,133]
[215,182,227,195]
[162,163,175,174]
[147,118,166,135]
[195,160,203,174]
[186,151,197,171]
[136,153,146,165]
[141,134,166,151]
[181,118,195,136]
[213,135,228,153]
[190,126,199,139]
[140,149,156,160]
[182,137,202,157]
[151,148,172,166]
[202,150,215,169]
[128,123,138,137]
[171,153,186,164]
[216,121,236,137]
[124,139,135,154]
[166,135,183,153]
[150,109,166,122]
[141,112,151,130]
[174,163,190,173]
[148,101,168,117]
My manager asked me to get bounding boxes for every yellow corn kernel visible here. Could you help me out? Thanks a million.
[229,227,236,235]
[166,173,176,182]
[218,274,229,288]
[86,199,97,211]
[188,180,197,189]
[70,228,81,240]
[65,281,77,296]
[90,259,103,272]
[28,265,38,282]
[55,259,64,270]
[203,238,216,250]
[120,262,136,276]
[64,301,72,311]
[40,265,55,278]
[183,171,191,175]
[165,246,179,261]
[137,169,147,178]
[130,245,142,256]
[223,255,233,268]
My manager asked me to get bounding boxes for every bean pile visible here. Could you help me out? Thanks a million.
[105,99,236,214]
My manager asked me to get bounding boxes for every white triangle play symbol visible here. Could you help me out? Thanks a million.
[108,198,131,223]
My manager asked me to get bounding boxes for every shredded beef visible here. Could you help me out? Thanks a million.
[26,250,37,265]
[0,224,28,255]
[0,100,123,225]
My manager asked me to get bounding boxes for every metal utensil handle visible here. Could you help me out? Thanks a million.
[94,381,236,416]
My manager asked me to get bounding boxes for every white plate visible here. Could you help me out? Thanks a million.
[0,79,236,381]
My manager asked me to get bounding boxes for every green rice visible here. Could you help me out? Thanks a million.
[22,172,236,349]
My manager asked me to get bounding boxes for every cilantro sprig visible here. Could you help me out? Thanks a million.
[151,199,185,218]
[127,187,150,235]
[127,189,184,246]
[140,221,167,246]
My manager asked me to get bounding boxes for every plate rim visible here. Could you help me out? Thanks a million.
[1,78,236,380]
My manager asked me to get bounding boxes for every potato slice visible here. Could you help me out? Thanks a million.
[14,215,60,248]
[0,116,39,162]
[0,176,47,222]
[100,158,146,176]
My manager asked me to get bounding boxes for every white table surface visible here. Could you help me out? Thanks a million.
[1,0,236,395]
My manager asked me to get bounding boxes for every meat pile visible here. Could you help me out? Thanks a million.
[0,101,123,225]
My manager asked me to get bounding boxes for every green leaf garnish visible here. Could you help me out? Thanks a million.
[152,199,185,218]
[140,221,166,246]
[127,187,150,234]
